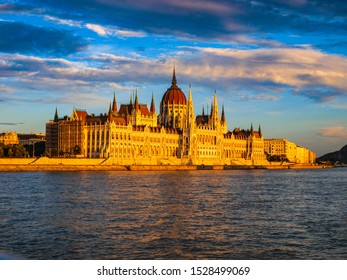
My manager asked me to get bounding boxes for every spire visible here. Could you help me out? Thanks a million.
[250,123,254,135]
[258,124,262,137]
[202,106,205,116]
[130,93,133,106]
[150,92,156,114]
[213,89,219,113]
[172,64,177,86]
[108,103,113,121]
[221,105,226,123]
[134,88,139,111]
[187,84,195,127]
[112,90,117,113]
[54,107,59,122]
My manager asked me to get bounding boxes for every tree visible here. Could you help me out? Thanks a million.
[7,148,13,158]
[72,145,81,155]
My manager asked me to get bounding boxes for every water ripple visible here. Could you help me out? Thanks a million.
[0,169,346,259]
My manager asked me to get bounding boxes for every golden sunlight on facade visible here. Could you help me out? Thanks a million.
[45,68,315,165]
[264,139,316,164]
[0,132,19,145]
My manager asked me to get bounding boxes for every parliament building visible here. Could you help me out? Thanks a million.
[46,68,313,165]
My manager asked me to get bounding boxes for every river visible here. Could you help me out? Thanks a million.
[0,168,346,259]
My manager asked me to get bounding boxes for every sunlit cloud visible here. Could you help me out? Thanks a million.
[85,23,146,38]
[317,126,347,140]
[1,46,347,104]
[44,15,82,27]
[86,23,108,36]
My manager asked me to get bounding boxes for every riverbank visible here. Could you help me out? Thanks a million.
[0,157,331,171]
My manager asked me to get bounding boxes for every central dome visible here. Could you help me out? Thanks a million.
[161,68,187,105]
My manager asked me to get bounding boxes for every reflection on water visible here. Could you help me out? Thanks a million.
[0,169,346,259]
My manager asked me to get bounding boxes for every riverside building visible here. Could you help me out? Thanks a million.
[46,68,313,165]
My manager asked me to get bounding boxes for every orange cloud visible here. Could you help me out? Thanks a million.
[318,126,347,140]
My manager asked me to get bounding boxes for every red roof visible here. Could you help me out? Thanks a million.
[75,110,88,121]
[161,85,187,105]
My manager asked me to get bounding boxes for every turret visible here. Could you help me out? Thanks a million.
[112,90,117,113]
[150,93,156,114]
[134,88,139,111]
[211,90,220,128]
[186,85,195,128]
[258,124,262,137]
[221,105,227,133]
[221,105,226,123]
[108,103,113,122]
[54,107,59,122]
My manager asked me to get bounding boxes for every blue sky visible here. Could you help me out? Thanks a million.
[0,0,346,156]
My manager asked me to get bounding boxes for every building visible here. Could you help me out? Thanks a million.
[18,133,46,146]
[0,131,19,145]
[264,138,316,164]
[46,67,314,165]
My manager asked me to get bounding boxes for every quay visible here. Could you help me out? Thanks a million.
[0,158,331,172]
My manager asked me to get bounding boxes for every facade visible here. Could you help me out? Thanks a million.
[18,133,46,145]
[46,68,313,165]
[264,138,316,164]
[0,132,19,145]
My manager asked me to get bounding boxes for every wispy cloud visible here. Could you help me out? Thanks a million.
[85,23,146,38]
[44,15,82,27]
[0,122,24,125]
[85,23,108,36]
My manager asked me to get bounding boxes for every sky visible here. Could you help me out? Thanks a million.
[0,0,346,156]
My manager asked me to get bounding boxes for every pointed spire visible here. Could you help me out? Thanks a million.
[54,107,59,122]
[108,103,113,121]
[112,90,117,113]
[213,89,218,111]
[202,106,205,116]
[150,92,156,114]
[250,123,254,135]
[130,93,133,106]
[172,64,177,86]
[258,124,262,137]
[221,105,226,123]
[134,88,139,111]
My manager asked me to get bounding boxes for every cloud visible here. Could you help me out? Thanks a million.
[19,0,347,41]
[85,23,108,36]
[0,122,24,125]
[1,45,347,104]
[317,126,347,140]
[44,15,82,27]
[109,83,134,91]
[0,84,13,93]
[178,46,347,102]
[238,93,281,102]
[85,23,146,38]
[0,21,87,56]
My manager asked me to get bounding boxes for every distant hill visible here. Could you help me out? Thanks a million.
[317,145,347,163]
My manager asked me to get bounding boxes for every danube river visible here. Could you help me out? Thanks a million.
[0,168,346,259]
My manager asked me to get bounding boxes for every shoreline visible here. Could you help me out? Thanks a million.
[0,158,331,172]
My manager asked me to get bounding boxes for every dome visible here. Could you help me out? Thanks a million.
[161,68,187,105]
